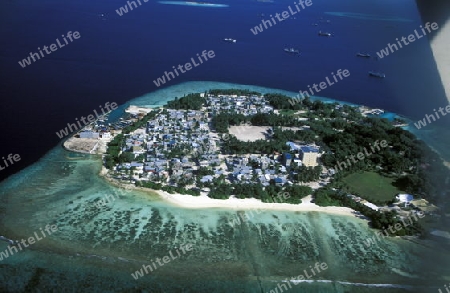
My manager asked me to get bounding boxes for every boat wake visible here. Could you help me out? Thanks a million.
[158,1,228,7]
[275,279,420,290]
[325,12,412,22]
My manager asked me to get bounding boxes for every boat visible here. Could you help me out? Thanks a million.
[369,71,386,78]
[187,1,214,4]
[0,236,15,245]
[356,52,371,58]
[223,38,236,43]
[318,31,332,36]
[284,48,300,54]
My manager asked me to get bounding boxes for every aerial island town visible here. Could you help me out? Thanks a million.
[64,89,440,237]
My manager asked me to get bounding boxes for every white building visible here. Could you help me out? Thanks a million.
[300,146,319,167]
[396,194,414,207]
[101,132,111,139]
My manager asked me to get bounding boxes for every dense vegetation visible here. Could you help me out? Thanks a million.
[208,89,261,96]
[319,117,448,202]
[207,183,311,204]
[314,187,423,236]
[264,93,303,110]
[166,93,205,110]
[135,180,201,196]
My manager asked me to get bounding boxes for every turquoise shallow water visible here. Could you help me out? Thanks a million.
[0,82,449,292]
[127,81,357,108]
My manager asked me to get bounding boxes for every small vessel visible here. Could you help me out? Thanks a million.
[318,31,332,36]
[369,71,386,78]
[223,38,236,43]
[187,1,214,4]
[0,236,16,245]
[284,48,300,54]
[356,52,371,58]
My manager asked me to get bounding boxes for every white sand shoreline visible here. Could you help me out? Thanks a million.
[156,189,363,219]
[98,167,365,220]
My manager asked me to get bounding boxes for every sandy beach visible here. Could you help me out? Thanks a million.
[125,105,157,115]
[98,166,365,219]
[158,191,360,217]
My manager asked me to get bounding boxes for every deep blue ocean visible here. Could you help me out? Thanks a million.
[0,0,448,181]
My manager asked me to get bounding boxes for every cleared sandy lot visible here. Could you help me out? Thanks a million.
[63,138,98,154]
[63,137,110,154]
[229,126,269,141]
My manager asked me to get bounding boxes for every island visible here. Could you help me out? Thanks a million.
[64,89,447,238]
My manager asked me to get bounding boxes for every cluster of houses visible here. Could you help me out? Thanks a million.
[359,107,385,116]
[225,155,288,186]
[204,94,274,115]
[108,93,323,189]
[223,142,321,186]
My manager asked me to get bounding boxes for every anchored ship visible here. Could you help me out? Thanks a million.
[284,48,300,54]
[318,31,332,36]
[356,52,371,58]
[369,71,386,78]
